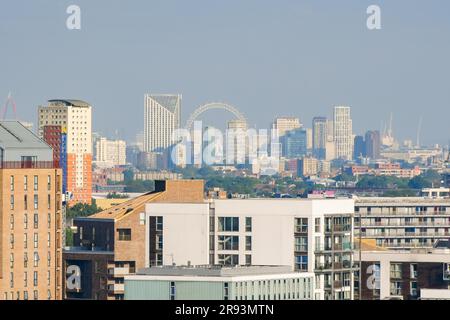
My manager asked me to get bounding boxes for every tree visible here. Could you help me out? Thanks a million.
[66,201,103,219]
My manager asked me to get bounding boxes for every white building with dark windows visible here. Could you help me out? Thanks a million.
[333,106,353,160]
[144,198,356,300]
[143,94,181,153]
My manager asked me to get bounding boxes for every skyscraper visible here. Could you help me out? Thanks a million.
[280,128,307,159]
[365,130,381,160]
[312,117,327,159]
[272,117,301,137]
[0,121,63,300]
[333,106,353,160]
[38,99,92,205]
[144,94,181,153]
[94,137,127,167]
[227,119,247,165]
[353,135,366,160]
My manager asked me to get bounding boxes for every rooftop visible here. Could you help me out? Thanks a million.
[147,94,181,113]
[135,265,294,277]
[0,121,51,150]
[48,99,91,108]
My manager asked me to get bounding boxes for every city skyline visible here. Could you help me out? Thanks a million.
[0,1,449,145]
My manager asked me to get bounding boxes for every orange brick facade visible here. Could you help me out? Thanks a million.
[66,153,92,205]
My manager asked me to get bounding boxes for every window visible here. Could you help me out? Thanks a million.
[218,235,239,250]
[10,215,14,230]
[24,272,28,287]
[34,252,39,267]
[47,175,51,191]
[295,255,308,271]
[24,175,28,191]
[410,281,418,297]
[245,236,252,251]
[10,234,14,250]
[218,217,239,232]
[47,213,51,229]
[47,271,51,286]
[295,218,308,233]
[10,253,14,268]
[24,233,28,249]
[10,195,14,210]
[245,217,252,232]
[34,176,38,191]
[218,254,239,266]
[410,264,418,279]
[224,283,229,300]
[34,214,39,229]
[24,253,28,268]
[33,271,38,286]
[34,233,38,248]
[24,214,28,229]
[390,281,402,296]
[118,229,131,241]
[245,255,252,266]
[170,282,176,300]
[156,254,163,266]
[10,175,14,191]
[47,233,51,247]
[156,217,163,231]
[24,291,28,300]
[34,195,38,209]
[24,195,28,210]
[390,263,402,279]
[47,194,51,209]
[33,290,38,300]
[315,218,321,233]
[10,272,14,288]
[156,235,163,250]
[295,236,308,252]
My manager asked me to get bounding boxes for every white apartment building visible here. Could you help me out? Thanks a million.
[94,137,127,167]
[144,94,181,153]
[355,196,450,249]
[144,198,356,300]
[333,106,353,160]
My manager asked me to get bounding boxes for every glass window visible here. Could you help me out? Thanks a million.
[245,236,252,251]
[315,218,321,233]
[156,217,163,231]
[245,217,252,232]
[218,235,239,250]
[218,217,239,232]
[10,176,14,191]
[34,195,38,209]
[24,176,28,191]
[118,229,131,241]
[34,176,38,191]
[390,263,402,279]
[295,255,308,271]
[295,218,308,233]
[169,282,176,300]
[295,236,308,252]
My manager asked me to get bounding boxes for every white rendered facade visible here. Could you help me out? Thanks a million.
[144,94,181,152]
[145,198,356,300]
[272,117,301,137]
[95,137,127,167]
[333,106,353,160]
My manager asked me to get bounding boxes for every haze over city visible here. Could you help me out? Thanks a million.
[0,0,449,145]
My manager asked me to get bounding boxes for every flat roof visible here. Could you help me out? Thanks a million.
[136,265,294,277]
[48,99,91,108]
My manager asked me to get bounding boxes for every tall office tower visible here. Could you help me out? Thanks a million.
[38,100,92,205]
[94,137,127,168]
[365,130,381,160]
[227,119,247,165]
[143,94,181,153]
[0,121,63,300]
[280,128,307,159]
[312,117,327,159]
[353,135,366,160]
[272,117,301,137]
[333,106,353,160]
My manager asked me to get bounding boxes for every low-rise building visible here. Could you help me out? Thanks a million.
[124,265,314,300]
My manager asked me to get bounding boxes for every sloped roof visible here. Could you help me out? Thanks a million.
[0,121,51,150]
[148,95,180,113]
[89,191,163,221]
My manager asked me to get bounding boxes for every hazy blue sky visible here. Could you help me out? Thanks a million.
[0,0,449,145]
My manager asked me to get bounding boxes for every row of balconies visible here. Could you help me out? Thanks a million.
[359,221,450,227]
[360,231,450,238]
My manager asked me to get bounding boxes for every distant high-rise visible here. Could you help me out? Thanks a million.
[144,94,181,153]
[365,130,381,160]
[272,117,301,137]
[227,119,247,165]
[333,106,353,160]
[354,135,366,160]
[280,128,307,159]
[95,137,127,167]
[312,117,327,159]
[38,99,92,205]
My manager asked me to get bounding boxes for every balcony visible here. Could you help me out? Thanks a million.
[108,283,125,293]
[108,267,129,276]
[0,160,59,169]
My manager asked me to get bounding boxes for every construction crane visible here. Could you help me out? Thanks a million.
[1,92,17,120]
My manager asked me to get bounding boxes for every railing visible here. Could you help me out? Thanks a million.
[0,160,59,169]
[360,231,450,237]
[360,221,450,227]
[359,210,449,216]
